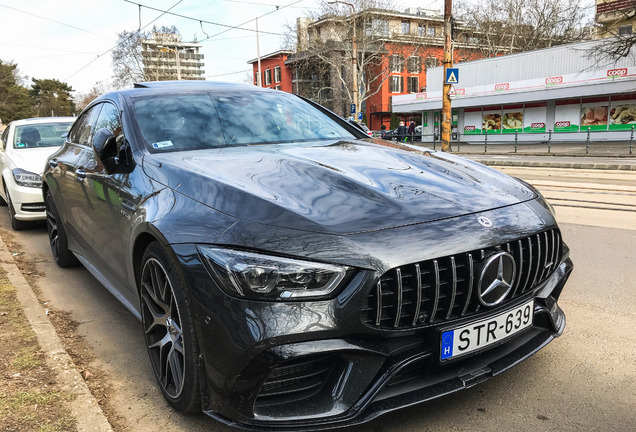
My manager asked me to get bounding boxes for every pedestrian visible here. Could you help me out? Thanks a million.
[397,121,407,142]
[407,120,415,142]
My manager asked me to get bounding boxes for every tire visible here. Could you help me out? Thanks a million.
[5,186,30,231]
[139,241,201,413]
[45,190,79,267]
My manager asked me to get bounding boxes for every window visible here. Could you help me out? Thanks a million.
[407,56,420,73]
[274,66,281,83]
[401,21,410,34]
[418,24,426,37]
[275,85,281,90]
[407,76,419,93]
[389,76,403,93]
[619,25,633,35]
[424,57,439,69]
[367,18,389,36]
[428,26,436,37]
[254,73,258,85]
[69,104,102,146]
[389,55,403,73]
[264,69,272,85]
[94,103,121,136]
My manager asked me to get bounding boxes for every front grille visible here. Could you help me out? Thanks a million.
[254,355,336,409]
[362,229,562,329]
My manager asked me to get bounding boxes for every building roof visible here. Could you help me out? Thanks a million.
[247,50,294,65]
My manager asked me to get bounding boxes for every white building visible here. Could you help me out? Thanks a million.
[142,33,205,81]
[392,39,636,143]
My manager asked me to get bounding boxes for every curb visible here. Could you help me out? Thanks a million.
[0,237,113,432]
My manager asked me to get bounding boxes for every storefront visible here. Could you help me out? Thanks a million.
[392,40,636,143]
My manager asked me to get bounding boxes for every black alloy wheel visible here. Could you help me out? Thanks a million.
[45,191,78,267]
[140,242,201,413]
[5,185,29,231]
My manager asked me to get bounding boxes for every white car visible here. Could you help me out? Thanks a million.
[0,117,74,230]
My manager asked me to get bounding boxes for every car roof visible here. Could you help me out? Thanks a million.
[10,117,76,126]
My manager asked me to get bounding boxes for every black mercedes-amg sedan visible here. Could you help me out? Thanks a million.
[43,81,572,430]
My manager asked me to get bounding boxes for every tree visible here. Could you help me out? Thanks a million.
[0,60,34,124]
[111,25,180,88]
[75,84,107,112]
[30,78,75,117]
[456,0,593,56]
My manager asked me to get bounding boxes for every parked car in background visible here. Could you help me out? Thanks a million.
[43,81,572,430]
[0,117,74,230]
[347,119,373,137]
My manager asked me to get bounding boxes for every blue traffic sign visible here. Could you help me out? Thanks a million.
[446,68,459,84]
[350,104,356,114]
[357,112,363,121]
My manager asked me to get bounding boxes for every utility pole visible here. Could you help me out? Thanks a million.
[441,0,453,152]
[329,1,358,119]
[256,17,262,87]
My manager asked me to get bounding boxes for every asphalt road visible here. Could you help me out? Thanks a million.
[3,166,635,431]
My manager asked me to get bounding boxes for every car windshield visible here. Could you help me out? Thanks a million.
[13,122,73,149]
[132,90,355,152]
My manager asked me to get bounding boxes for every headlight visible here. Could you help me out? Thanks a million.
[12,168,42,188]
[197,246,348,300]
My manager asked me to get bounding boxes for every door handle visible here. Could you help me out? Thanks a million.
[49,159,58,168]
[76,169,87,180]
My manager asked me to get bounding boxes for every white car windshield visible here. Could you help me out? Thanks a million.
[13,123,73,149]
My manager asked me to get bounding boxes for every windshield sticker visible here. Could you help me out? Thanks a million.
[152,140,174,149]
[16,143,26,148]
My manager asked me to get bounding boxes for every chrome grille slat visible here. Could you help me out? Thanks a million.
[412,264,422,326]
[446,257,457,319]
[430,260,440,323]
[362,229,564,330]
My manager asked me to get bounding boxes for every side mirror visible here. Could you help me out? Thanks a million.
[93,128,117,162]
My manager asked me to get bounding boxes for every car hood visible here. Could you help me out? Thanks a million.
[142,140,536,235]
[8,148,61,175]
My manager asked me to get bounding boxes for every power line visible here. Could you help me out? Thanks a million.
[206,69,252,78]
[0,2,113,40]
[220,0,318,9]
[122,0,286,36]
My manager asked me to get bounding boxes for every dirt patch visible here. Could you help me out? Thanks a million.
[0,228,128,431]
[0,273,77,432]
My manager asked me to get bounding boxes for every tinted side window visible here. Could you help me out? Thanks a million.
[1,126,9,150]
[94,103,121,135]
[69,104,102,145]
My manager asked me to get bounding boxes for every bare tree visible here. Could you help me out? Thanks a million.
[456,0,594,56]
[591,3,636,62]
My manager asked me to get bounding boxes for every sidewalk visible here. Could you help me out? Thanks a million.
[416,140,636,170]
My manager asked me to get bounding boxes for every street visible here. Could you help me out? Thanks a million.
[2,166,635,432]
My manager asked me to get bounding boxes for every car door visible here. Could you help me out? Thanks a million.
[49,104,102,256]
[77,101,138,296]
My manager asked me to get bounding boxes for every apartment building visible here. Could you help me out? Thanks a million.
[142,32,205,81]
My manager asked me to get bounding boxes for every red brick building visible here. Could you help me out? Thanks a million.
[250,8,483,130]
[247,50,293,92]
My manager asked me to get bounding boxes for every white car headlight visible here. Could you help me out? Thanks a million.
[197,246,349,300]
[12,168,42,188]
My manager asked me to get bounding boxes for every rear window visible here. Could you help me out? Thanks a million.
[132,90,355,152]
[13,122,73,149]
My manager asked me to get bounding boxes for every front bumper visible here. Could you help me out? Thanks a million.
[7,183,46,220]
[175,242,572,430]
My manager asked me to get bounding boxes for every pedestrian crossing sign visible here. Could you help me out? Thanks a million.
[446,68,459,84]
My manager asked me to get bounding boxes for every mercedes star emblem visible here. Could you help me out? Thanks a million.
[477,251,516,306]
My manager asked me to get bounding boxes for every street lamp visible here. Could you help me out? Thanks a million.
[328,1,358,120]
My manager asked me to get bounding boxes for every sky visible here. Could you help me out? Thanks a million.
[0,0,443,98]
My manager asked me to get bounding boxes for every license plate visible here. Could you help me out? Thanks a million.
[440,299,534,361]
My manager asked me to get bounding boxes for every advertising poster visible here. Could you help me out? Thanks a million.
[482,108,502,134]
[554,100,580,132]
[523,104,547,133]
[609,100,636,131]
[580,103,608,131]
[502,105,524,134]
[463,109,482,135]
